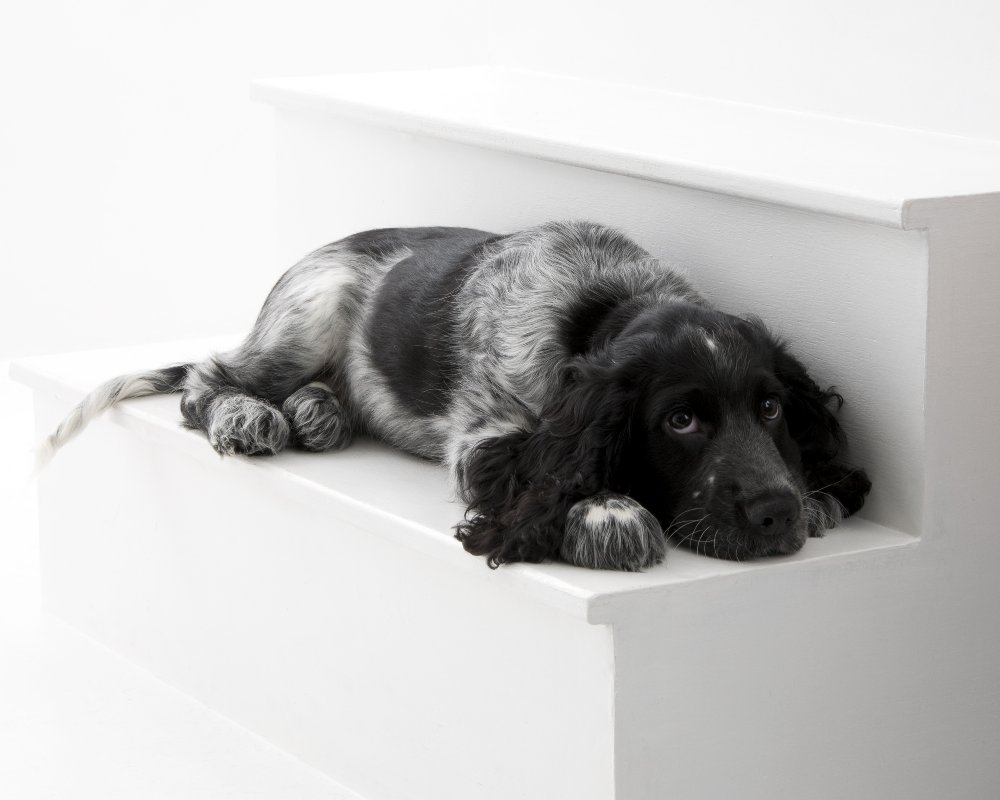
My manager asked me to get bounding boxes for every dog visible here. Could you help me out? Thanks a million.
[41,221,871,571]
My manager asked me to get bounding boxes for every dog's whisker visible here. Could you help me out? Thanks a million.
[803,470,861,500]
[667,512,709,539]
[668,514,711,548]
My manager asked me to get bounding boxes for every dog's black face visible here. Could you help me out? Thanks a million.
[609,305,871,560]
[458,299,871,567]
[458,301,871,568]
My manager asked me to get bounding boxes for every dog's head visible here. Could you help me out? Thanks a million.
[559,303,872,560]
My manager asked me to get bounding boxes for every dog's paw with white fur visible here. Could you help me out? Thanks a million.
[561,493,665,571]
[208,395,290,456]
[282,382,353,452]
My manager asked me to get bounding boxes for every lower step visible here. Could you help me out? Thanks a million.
[16,339,619,800]
[16,339,955,800]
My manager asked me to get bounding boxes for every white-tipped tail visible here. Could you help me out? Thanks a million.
[36,364,189,470]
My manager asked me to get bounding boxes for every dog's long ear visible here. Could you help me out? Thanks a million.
[456,349,640,567]
[771,341,870,516]
[771,343,844,467]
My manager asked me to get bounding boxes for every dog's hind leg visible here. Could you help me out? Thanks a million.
[281,381,352,452]
[181,248,358,457]
[181,375,292,456]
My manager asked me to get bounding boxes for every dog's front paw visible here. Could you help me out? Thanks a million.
[208,395,290,456]
[804,463,873,536]
[828,467,872,517]
[562,493,665,571]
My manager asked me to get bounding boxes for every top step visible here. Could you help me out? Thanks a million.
[251,66,1000,228]
[13,339,915,626]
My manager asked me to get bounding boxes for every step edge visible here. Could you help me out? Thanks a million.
[12,355,919,627]
[251,66,1000,228]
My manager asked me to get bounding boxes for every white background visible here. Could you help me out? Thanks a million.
[1,2,997,796]
[2,0,998,359]
[0,0,487,358]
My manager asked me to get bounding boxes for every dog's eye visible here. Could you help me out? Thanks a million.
[760,395,782,421]
[667,409,701,434]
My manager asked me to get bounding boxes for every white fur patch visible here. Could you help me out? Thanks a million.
[563,492,666,570]
[585,502,640,527]
[207,395,289,456]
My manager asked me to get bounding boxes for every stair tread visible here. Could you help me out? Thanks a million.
[252,66,1000,228]
[13,338,917,624]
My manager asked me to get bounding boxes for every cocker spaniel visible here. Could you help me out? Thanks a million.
[43,221,871,570]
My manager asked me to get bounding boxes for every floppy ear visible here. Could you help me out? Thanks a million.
[771,342,871,516]
[772,343,845,467]
[455,351,639,567]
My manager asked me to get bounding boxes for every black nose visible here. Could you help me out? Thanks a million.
[742,491,799,538]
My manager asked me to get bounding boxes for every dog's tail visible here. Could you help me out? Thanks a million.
[37,363,190,469]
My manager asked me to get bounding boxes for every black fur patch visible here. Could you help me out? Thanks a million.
[561,294,643,355]
[363,227,499,416]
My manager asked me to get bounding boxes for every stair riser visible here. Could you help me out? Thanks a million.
[34,394,615,800]
[275,111,928,536]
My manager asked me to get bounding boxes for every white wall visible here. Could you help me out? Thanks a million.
[2,0,998,360]
[489,0,1000,141]
[0,0,486,359]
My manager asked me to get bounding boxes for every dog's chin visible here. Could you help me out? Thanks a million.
[725,528,808,560]
[669,519,809,561]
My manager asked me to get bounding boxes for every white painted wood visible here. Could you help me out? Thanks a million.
[610,195,1000,799]
[11,343,916,628]
[21,372,616,800]
[1,619,364,800]
[252,67,1000,226]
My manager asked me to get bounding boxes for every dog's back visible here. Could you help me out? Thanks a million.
[39,221,698,466]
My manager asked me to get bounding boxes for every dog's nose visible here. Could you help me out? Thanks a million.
[742,491,799,538]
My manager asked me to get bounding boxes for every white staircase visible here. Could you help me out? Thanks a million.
[15,67,1000,799]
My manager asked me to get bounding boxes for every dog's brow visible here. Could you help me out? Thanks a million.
[654,382,707,403]
[755,371,786,393]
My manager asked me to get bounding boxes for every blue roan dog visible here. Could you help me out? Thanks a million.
[42,221,871,571]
